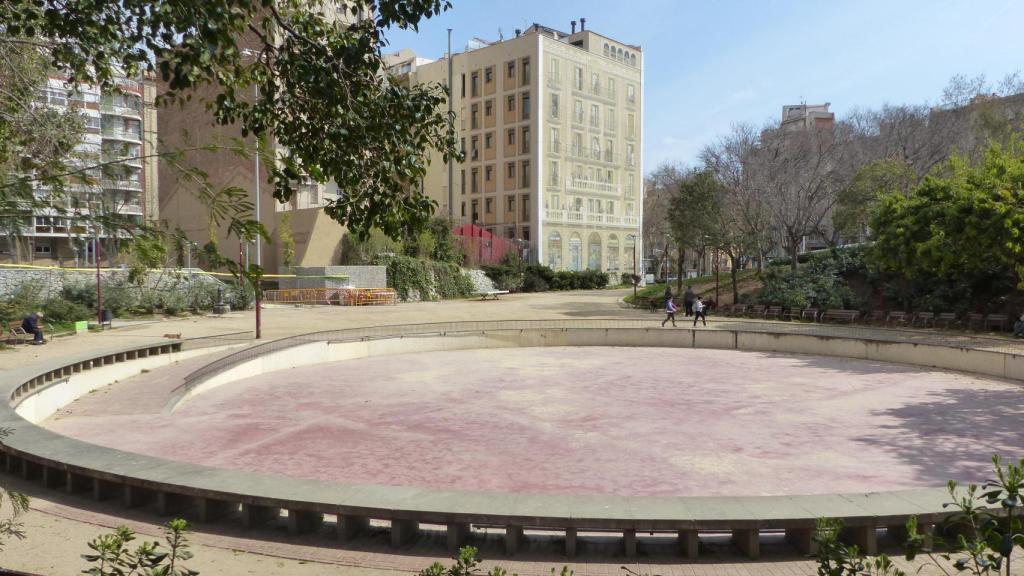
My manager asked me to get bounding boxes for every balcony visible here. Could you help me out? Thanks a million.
[101,103,141,117]
[548,140,561,154]
[102,153,142,167]
[566,177,618,196]
[543,209,638,228]
[101,129,142,142]
[546,74,561,89]
[102,178,143,191]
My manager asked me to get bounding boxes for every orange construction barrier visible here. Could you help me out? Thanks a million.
[263,287,397,306]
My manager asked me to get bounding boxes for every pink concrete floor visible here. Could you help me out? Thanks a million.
[44,347,1024,497]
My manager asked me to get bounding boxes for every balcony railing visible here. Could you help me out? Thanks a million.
[544,209,638,228]
[567,177,618,195]
[101,154,142,167]
[102,129,142,141]
[101,104,141,117]
[102,179,143,191]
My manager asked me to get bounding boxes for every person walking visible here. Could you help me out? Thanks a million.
[664,285,673,306]
[22,311,45,344]
[662,297,678,327]
[683,285,695,317]
[692,296,707,327]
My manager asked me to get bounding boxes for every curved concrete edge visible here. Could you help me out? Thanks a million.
[1,324,1015,560]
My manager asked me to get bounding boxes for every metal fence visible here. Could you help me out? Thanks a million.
[178,318,1024,395]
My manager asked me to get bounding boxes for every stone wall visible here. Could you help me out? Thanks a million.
[0,267,227,299]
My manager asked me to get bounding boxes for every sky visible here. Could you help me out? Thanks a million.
[386,0,1024,173]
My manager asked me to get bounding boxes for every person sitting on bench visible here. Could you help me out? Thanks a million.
[22,311,45,344]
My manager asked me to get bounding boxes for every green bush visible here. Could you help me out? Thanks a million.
[41,298,92,323]
[373,254,473,301]
[757,248,864,310]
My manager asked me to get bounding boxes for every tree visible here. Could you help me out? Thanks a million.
[644,162,686,280]
[666,168,718,293]
[0,428,28,551]
[870,139,1024,289]
[1,0,461,251]
[747,125,847,271]
[832,159,916,242]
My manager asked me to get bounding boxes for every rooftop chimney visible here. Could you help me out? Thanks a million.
[580,17,586,31]
[570,20,576,33]
[515,28,521,37]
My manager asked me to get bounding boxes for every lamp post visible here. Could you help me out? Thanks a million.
[95,226,102,327]
[241,48,263,339]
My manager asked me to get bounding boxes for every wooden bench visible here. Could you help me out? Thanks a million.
[821,309,859,324]
[800,308,820,322]
[912,312,935,328]
[965,313,985,331]
[476,290,510,301]
[763,306,782,320]
[7,321,28,345]
[747,305,766,318]
[935,312,958,329]
[866,310,886,325]
[886,311,909,326]
[984,313,1009,332]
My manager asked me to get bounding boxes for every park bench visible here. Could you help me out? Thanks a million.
[866,310,886,325]
[764,306,782,320]
[747,305,766,318]
[729,304,748,317]
[476,290,510,301]
[7,321,28,345]
[800,308,820,322]
[965,313,985,331]
[821,309,859,324]
[780,308,801,321]
[984,313,1009,332]
[912,312,935,328]
[886,311,909,326]
[935,312,958,329]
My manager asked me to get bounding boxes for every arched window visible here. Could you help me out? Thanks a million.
[624,234,636,273]
[607,234,620,275]
[624,50,630,63]
[548,231,563,269]
[603,43,610,57]
[569,233,583,271]
[618,48,624,61]
[630,54,637,67]
[587,232,602,271]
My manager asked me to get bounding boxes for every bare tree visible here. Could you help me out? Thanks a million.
[644,162,687,280]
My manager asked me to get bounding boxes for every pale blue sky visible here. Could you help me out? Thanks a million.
[386,0,1024,172]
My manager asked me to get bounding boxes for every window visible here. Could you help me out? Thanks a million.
[627,113,636,136]
[507,61,515,78]
[461,202,466,217]
[484,66,493,83]
[522,226,530,241]
[460,137,466,154]
[471,103,479,129]
[485,165,493,181]
[630,54,637,67]
[507,94,515,112]
[574,67,583,90]
[627,143,635,166]
[507,195,515,212]
[485,198,493,214]
[35,244,52,254]
[550,127,560,152]
[84,115,101,130]
[471,168,479,193]
[574,100,584,123]
[603,43,610,57]
[591,72,600,94]
[605,139,614,162]
[521,57,530,82]
[550,93,559,118]
[522,127,530,153]
[608,78,616,99]
[590,104,600,128]
[460,170,466,195]
[607,108,616,132]
[522,93,530,119]
[471,71,479,97]
[485,132,493,149]
[572,132,582,156]
[617,47,624,61]
[627,173,635,195]
[471,199,479,220]
[521,161,530,187]
[549,57,559,81]
[521,194,530,220]
[471,135,479,158]
[507,128,515,146]
[591,136,600,159]
[627,84,636,103]
[485,99,493,117]
[460,73,465,98]
[549,160,559,186]
[507,162,516,179]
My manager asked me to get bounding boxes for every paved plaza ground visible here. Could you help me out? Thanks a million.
[2,288,1024,575]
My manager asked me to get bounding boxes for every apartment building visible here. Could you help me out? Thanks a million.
[391,20,643,274]
[2,75,158,265]
[781,103,835,131]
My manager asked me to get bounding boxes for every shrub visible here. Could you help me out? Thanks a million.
[41,298,92,323]
[373,254,473,301]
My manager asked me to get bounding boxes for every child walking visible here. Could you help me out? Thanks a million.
[662,297,678,327]
[693,296,707,327]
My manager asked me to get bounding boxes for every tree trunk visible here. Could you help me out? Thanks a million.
[789,237,800,272]
[675,247,685,293]
[730,253,740,304]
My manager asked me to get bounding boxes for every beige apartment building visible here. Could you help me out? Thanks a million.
[391,21,644,274]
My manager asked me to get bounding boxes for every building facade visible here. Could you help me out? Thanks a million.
[781,103,835,131]
[392,21,644,275]
[2,75,158,265]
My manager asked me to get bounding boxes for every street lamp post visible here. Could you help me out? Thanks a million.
[242,48,263,340]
